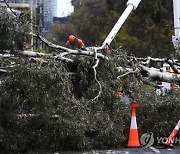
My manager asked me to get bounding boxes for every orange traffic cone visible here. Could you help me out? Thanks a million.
[127,101,141,147]
[170,83,176,92]
[163,120,180,148]
[115,91,122,98]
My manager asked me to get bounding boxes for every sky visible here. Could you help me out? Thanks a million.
[56,0,74,17]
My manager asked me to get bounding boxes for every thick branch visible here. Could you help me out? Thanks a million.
[0,54,14,58]
[0,69,8,76]
[117,68,138,79]
[140,65,180,82]
[21,50,51,57]
[165,58,180,74]
[32,33,108,61]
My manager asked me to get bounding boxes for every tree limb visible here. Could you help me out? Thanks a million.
[140,65,180,82]
[165,58,180,74]
[32,33,109,61]
[90,48,102,101]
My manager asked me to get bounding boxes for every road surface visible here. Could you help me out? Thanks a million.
[61,146,180,154]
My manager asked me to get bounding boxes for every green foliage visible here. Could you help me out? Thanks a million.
[0,1,180,152]
[134,89,180,144]
[0,56,179,153]
[0,60,128,152]
[118,0,175,57]
[0,9,30,53]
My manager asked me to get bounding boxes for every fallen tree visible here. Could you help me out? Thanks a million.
[1,33,180,100]
[1,3,179,88]
[0,2,180,153]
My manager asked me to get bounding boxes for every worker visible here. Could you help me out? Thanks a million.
[65,35,86,50]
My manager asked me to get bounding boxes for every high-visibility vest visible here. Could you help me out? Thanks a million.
[65,39,85,49]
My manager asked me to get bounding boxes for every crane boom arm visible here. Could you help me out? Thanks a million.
[102,0,142,48]
[172,0,180,49]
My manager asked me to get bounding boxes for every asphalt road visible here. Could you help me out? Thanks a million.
[61,146,180,154]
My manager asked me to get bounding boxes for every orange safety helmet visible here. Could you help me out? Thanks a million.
[69,35,76,43]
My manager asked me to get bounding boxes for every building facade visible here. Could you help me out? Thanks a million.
[1,0,74,35]
[36,0,54,36]
[43,0,53,34]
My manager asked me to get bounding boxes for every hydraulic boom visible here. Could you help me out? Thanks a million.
[102,0,142,48]
[172,0,180,50]
[102,0,180,51]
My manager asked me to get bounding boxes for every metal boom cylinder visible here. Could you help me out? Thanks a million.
[102,0,142,47]
[172,0,180,49]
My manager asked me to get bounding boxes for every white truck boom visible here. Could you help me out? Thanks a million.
[172,0,180,50]
[101,0,180,51]
[102,0,142,48]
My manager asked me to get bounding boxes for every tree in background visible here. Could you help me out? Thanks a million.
[47,22,77,46]
[0,8,30,54]
[49,0,175,57]
[118,0,175,57]
[49,0,119,47]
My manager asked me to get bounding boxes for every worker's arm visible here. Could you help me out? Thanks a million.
[78,39,87,50]
[65,40,71,48]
